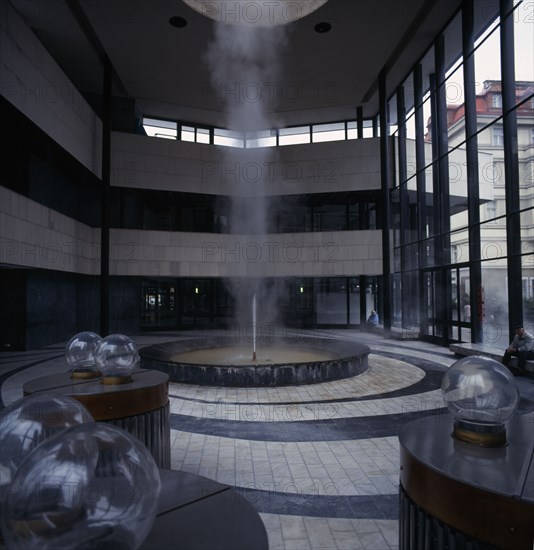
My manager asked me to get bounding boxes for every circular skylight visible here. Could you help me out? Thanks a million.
[183,0,329,26]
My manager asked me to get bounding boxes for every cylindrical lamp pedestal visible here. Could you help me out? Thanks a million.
[23,369,170,468]
[399,414,534,550]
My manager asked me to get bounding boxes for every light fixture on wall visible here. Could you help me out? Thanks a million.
[182,0,329,26]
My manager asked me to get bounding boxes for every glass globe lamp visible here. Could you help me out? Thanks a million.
[441,355,519,446]
[1,423,161,550]
[0,393,94,486]
[0,393,93,510]
[65,331,102,379]
[95,334,139,384]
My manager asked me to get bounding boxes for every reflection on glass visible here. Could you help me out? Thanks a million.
[407,184,418,243]
[478,124,506,219]
[522,253,534,331]
[513,2,534,99]
[450,229,470,264]
[403,73,415,114]
[459,266,472,341]
[448,146,469,231]
[443,11,463,81]
[445,65,466,146]
[480,223,508,261]
[315,278,347,324]
[423,163,435,238]
[520,210,534,257]
[474,27,501,127]
[393,135,400,187]
[481,259,509,345]
[405,115,416,180]
[422,94,433,168]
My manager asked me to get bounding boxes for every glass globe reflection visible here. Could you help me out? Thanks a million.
[1,423,161,550]
[441,355,519,446]
[0,393,94,488]
[65,331,101,378]
[95,334,139,381]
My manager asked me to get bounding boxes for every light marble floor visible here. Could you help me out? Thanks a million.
[2,330,533,550]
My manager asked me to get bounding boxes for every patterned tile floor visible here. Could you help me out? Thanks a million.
[2,329,534,550]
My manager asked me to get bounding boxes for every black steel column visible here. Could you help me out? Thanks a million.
[434,35,452,345]
[360,275,367,325]
[346,277,351,326]
[428,73,443,340]
[414,64,427,330]
[500,0,523,335]
[462,0,483,343]
[429,74,440,243]
[372,116,379,138]
[434,36,451,255]
[397,87,411,329]
[357,107,364,139]
[100,58,112,336]
[379,70,392,335]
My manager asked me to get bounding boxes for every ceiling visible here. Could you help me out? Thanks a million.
[10,0,463,129]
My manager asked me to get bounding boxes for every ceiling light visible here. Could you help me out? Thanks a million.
[182,0,329,26]
[169,15,188,28]
[314,21,331,33]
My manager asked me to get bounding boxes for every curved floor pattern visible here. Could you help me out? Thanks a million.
[2,330,534,550]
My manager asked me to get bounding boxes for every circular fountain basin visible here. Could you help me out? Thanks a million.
[139,337,370,387]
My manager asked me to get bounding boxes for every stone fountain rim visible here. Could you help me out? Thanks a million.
[139,337,370,386]
[139,337,370,368]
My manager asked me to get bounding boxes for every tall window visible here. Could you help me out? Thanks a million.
[391,1,534,346]
[492,126,504,145]
[491,93,502,108]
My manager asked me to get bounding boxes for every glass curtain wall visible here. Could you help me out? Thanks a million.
[392,0,534,345]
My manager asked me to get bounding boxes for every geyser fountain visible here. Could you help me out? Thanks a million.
[138,2,372,386]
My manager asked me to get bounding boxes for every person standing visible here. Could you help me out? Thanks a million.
[502,325,534,374]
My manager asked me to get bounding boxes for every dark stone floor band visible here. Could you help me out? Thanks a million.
[170,408,449,442]
[235,487,399,519]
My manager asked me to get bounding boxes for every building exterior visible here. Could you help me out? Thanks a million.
[445,80,534,346]
[0,0,532,350]
[389,4,534,348]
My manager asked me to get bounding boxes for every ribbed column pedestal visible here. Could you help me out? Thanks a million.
[24,369,170,468]
[399,415,534,550]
